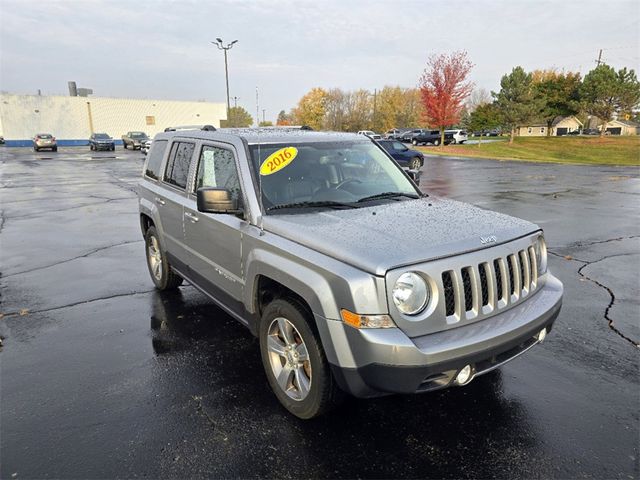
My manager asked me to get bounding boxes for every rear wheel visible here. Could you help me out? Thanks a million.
[450,138,457,145]
[411,138,418,146]
[145,226,183,290]
[433,139,440,146]
[52,147,57,152]
[259,298,344,419]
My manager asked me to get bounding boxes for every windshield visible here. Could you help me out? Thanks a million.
[95,133,110,139]
[130,132,147,138]
[248,141,419,213]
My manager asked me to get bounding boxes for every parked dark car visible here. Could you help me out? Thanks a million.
[400,129,424,142]
[582,128,600,136]
[473,129,501,137]
[411,129,454,146]
[89,133,115,151]
[377,140,424,170]
[33,133,57,152]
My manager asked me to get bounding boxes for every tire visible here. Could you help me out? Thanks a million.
[409,157,422,170]
[123,142,128,149]
[433,139,440,146]
[259,298,344,419]
[145,225,183,290]
[411,138,418,146]
[52,147,57,152]
[34,147,39,152]
[450,138,457,145]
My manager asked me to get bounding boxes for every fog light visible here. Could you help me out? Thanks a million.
[537,328,547,342]
[455,365,474,385]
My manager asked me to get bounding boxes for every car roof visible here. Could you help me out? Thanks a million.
[153,127,371,146]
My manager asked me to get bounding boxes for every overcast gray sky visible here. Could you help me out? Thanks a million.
[1,0,638,123]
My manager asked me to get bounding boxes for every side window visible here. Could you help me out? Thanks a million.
[194,145,242,203]
[145,140,168,180]
[393,142,405,150]
[164,141,195,189]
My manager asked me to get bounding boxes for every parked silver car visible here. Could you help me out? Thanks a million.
[138,127,563,418]
[33,133,57,152]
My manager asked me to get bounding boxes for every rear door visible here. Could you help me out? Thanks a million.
[183,142,245,303]
[157,140,196,270]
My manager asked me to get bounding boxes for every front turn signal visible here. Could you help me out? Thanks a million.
[340,309,395,329]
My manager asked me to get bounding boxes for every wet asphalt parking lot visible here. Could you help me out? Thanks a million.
[1,146,638,479]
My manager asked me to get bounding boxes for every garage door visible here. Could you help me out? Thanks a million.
[556,128,568,136]
[606,127,622,135]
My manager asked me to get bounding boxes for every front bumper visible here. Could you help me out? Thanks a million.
[316,273,563,398]
[95,143,115,150]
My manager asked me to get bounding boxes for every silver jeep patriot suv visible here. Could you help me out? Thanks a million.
[138,127,563,419]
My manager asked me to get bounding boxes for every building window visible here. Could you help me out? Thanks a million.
[146,116,156,125]
[528,127,532,134]
[541,127,545,133]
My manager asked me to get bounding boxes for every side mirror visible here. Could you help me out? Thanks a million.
[197,187,241,214]
[403,167,422,184]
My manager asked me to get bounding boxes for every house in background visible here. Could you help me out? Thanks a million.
[604,119,640,135]
[517,116,583,136]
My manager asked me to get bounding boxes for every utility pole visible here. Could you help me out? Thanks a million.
[596,49,603,66]
[373,88,377,130]
[212,38,238,121]
[255,87,260,128]
[262,109,266,124]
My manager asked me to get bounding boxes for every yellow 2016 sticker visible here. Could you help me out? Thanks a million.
[259,147,298,176]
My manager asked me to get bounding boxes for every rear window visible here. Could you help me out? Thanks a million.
[144,140,168,180]
[163,142,195,189]
[37,134,52,139]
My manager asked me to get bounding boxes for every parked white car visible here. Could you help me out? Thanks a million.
[141,139,152,155]
[445,129,468,144]
[357,130,382,140]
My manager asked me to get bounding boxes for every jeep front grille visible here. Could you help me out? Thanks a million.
[441,247,538,321]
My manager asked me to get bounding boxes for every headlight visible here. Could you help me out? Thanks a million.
[534,235,547,274]
[392,272,429,315]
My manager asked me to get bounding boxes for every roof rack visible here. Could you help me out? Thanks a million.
[164,124,217,132]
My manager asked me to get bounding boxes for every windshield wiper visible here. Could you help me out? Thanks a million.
[356,192,421,203]
[266,201,360,212]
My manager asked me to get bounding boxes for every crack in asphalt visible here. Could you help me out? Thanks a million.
[549,249,639,348]
[4,197,134,220]
[3,239,144,278]
[0,289,156,319]
[558,234,640,250]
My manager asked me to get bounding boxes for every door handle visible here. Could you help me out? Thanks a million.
[155,197,165,206]
[184,212,199,222]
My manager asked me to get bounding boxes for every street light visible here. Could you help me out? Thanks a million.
[212,38,238,122]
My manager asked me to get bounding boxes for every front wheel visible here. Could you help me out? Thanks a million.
[259,298,344,419]
[411,138,418,146]
[123,143,128,149]
[145,226,183,290]
[409,157,422,170]
[52,147,57,152]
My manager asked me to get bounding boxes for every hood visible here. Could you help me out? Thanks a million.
[262,197,539,276]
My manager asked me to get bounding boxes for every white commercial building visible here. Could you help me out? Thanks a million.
[0,94,227,146]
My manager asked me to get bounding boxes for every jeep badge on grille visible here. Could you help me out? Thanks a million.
[480,235,497,245]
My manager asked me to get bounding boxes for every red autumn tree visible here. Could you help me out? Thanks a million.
[419,51,474,146]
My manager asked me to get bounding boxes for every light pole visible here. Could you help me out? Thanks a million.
[212,38,238,122]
